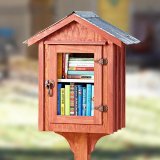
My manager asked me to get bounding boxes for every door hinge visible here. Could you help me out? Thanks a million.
[95,105,108,112]
[95,58,108,65]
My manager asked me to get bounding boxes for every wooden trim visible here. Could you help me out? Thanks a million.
[27,14,123,47]
[44,40,107,45]
[38,41,45,131]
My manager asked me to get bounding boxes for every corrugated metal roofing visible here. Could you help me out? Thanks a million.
[73,11,140,45]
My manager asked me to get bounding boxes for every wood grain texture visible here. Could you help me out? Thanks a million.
[57,132,106,160]
[38,41,45,131]
[46,21,106,43]
[27,14,123,47]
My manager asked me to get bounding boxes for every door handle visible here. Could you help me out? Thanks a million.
[45,80,54,96]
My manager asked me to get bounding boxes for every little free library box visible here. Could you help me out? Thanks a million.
[25,11,140,160]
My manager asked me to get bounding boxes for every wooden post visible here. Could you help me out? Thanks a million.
[58,132,105,160]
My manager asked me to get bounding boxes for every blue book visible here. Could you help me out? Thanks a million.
[57,83,62,115]
[86,84,92,116]
[91,85,94,116]
[74,85,78,116]
[82,87,87,116]
[68,71,94,75]
[77,85,83,116]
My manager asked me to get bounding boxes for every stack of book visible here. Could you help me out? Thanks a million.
[57,53,94,79]
[67,57,94,79]
[57,83,94,116]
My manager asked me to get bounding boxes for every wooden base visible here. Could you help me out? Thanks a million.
[57,132,106,160]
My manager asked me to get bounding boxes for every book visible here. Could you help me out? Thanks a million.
[65,54,69,79]
[62,54,65,79]
[67,75,94,79]
[57,83,62,115]
[74,85,78,116]
[69,58,94,61]
[82,87,87,116]
[68,67,94,71]
[91,85,94,116]
[60,88,65,115]
[68,71,94,75]
[69,61,94,64]
[57,54,62,79]
[68,63,94,67]
[77,85,83,116]
[65,85,70,116]
[86,84,92,116]
[70,83,75,115]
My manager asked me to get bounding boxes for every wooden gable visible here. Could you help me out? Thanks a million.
[45,21,106,44]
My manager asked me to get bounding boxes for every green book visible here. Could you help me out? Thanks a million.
[65,85,70,116]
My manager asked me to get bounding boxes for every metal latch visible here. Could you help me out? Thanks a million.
[45,80,54,96]
[95,105,108,112]
[95,58,108,65]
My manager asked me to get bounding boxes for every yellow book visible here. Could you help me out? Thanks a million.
[65,85,70,116]
[57,53,62,79]
[61,88,65,115]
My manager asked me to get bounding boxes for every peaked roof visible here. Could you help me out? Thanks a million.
[24,11,140,46]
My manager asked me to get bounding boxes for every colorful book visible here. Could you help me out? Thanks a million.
[78,85,83,116]
[91,85,94,116]
[69,58,94,61]
[67,75,94,79]
[86,84,92,116]
[65,54,69,79]
[74,85,78,116]
[65,85,70,116]
[69,61,94,64]
[60,88,65,115]
[82,87,87,116]
[57,83,62,115]
[68,67,94,71]
[70,83,75,115]
[57,54,62,79]
[68,71,94,75]
[68,63,94,67]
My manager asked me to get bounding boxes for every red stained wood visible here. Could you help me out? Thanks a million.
[38,41,45,131]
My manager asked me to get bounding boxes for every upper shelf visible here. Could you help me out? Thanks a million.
[58,79,94,83]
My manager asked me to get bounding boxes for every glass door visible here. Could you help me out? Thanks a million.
[47,45,103,125]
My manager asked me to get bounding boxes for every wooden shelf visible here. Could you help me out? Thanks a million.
[58,79,94,83]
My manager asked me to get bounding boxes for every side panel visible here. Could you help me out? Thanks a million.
[38,41,45,131]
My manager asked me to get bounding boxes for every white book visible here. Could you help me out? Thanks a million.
[69,63,94,67]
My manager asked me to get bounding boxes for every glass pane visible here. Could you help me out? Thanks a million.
[57,53,94,116]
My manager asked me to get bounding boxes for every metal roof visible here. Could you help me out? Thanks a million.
[73,11,140,45]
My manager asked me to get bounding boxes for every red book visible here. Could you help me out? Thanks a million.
[67,75,94,79]
[70,83,75,115]
[68,67,94,71]
[62,53,65,79]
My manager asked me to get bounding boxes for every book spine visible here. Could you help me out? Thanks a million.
[61,88,65,115]
[78,85,83,116]
[69,63,94,67]
[69,58,94,61]
[70,83,75,115]
[57,83,62,115]
[82,87,87,116]
[65,54,69,79]
[68,71,94,75]
[91,85,94,116]
[67,75,94,79]
[68,67,94,71]
[62,54,65,79]
[57,54,62,79]
[74,85,78,116]
[65,85,70,116]
[86,84,92,116]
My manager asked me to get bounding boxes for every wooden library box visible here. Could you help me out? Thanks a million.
[25,11,140,160]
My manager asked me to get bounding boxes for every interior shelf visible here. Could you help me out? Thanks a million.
[58,79,94,83]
